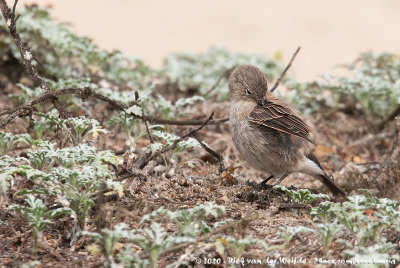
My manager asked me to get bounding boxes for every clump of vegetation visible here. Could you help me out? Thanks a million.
[82,203,267,267]
[161,46,283,99]
[286,52,400,120]
[0,131,31,156]
[2,131,121,231]
[273,185,330,204]
[279,190,400,260]
[8,194,72,254]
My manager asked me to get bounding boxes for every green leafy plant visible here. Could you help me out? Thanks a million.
[10,83,43,104]
[283,79,331,115]
[286,52,400,119]
[310,201,338,224]
[148,95,204,120]
[215,236,269,261]
[31,116,56,140]
[343,238,400,266]
[130,222,195,268]
[0,132,31,156]
[273,185,330,204]
[82,223,132,258]
[82,221,195,268]
[116,244,150,268]
[27,140,56,171]
[276,226,314,249]
[277,219,342,256]
[80,203,264,267]
[13,139,120,230]
[53,143,118,168]
[34,112,107,146]
[48,166,112,229]
[8,194,71,254]
[279,190,400,260]
[314,220,343,255]
[107,108,143,148]
[0,156,29,194]
[150,129,201,154]
[141,202,225,236]
[313,191,399,256]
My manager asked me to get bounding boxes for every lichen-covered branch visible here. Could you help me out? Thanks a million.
[0,0,50,92]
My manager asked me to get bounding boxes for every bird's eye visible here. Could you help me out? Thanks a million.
[245,88,252,95]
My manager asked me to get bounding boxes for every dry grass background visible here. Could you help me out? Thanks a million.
[13,0,400,81]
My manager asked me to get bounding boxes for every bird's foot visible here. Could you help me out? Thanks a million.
[246,180,273,191]
[263,187,285,205]
[264,188,273,205]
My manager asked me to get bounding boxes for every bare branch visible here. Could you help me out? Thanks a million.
[270,46,301,93]
[377,104,400,130]
[0,87,129,128]
[143,116,228,126]
[11,0,18,14]
[202,67,235,97]
[0,86,228,128]
[192,134,225,174]
[138,112,215,168]
[278,203,306,210]
[0,0,50,92]
[140,109,154,144]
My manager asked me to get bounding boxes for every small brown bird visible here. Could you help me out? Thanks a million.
[228,64,345,196]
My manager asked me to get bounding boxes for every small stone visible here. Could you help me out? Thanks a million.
[153,165,166,173]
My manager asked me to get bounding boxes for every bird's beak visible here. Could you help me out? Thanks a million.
[257,99,266,106]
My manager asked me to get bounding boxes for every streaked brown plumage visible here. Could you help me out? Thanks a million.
[228,64,345,196]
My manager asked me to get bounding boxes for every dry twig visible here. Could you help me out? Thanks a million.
[193,133,225,174]
[202,67,235,97]
[0,0,70,119]
[138,112,215,168]
[270,46,301,93]
[0,87,125,128]
[144,116,228,126]
[278,203,307,210]
[0,0,50,92]
[0,86,227,128]
[140,107,154,144]
[377,104,400,130]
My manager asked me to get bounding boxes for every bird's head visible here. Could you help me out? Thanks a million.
[228,65,268,105]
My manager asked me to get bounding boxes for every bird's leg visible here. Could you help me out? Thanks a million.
[259,175,274,186]
[265,173,289,204]
[247,175,274,190]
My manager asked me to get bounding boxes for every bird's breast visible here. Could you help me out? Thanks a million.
[229,100,310,176]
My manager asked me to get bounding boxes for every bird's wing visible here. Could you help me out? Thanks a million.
[248,101,312,142]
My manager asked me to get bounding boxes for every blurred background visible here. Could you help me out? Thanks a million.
[13,0,400,81]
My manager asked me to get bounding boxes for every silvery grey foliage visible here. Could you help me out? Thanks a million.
[281,190,400,258]
[162,46,282,99]
[286,52,400,118]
